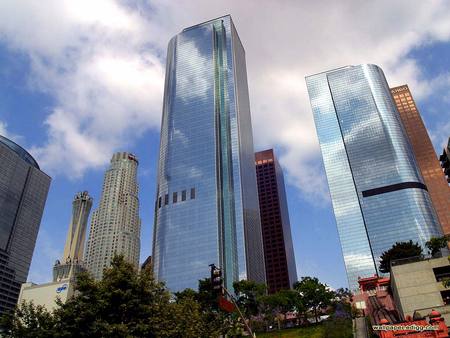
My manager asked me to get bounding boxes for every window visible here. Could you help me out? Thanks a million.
[158,197,162,208]
[190,188,195,199]
[173,192,178,203]
[181,190,186,201]
[433,266,450,282]
[441,290,450,305]
[164,194,169,205]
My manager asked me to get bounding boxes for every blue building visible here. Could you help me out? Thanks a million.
[152,15,266,292]
[0,135,51,314]
[306,64,443,290]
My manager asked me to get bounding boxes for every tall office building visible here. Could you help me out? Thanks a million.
[0,135,51,314]
[21,191,92,310]
[440,137,450,183]
[255,149,297,293]
[152,15,266,292]
[306,64,443,290]
[53,191,92,281]
[390,85,450,235]
[85,152,140,280]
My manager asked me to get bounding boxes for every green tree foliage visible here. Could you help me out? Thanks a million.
[233,279,267,318]
[379,240,423,273]
[426,235,450,257]
[0,301,55,338]
[293,277,334,323]
[1,256,218,338]
[0,257,351,336]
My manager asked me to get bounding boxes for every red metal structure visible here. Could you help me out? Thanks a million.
[377,310,449,337]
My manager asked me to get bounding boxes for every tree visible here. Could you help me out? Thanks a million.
[52,255,175,337]
[0,301,55,338]
[379,240,423,273]
[259,289,300,330]
[233,280,267,318]
[294,277,334,323]
[1,255,210,337]
[426,235,449,257]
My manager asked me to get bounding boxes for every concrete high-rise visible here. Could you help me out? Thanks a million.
[152,15,266,292]
[391,85,450,235]
[53,191,92,281]
[20,191,92,311]
[0,135,51,314]
[255,149,297,293]
[306,64,443,290]
[85,152,140,280]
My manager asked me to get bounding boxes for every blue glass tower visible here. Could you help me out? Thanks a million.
[0,135,51,314]
[306,64,443,290]
[152,15,266,292]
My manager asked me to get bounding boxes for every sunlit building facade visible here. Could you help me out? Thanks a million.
[85,152,141,280]
[152,15,266,292]
[53,191,92,281]
[391,85,450,236]
[0,135,50,314]
[306,64,443,290]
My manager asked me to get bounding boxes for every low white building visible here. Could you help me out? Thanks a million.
[18,279,75,311]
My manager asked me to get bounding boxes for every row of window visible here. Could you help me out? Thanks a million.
[158,188,196,208]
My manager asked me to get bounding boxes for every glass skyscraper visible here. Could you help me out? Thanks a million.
[152,15,266,292]
[0,135,51,314]
[255,149,297,293]
[306,64,443,290]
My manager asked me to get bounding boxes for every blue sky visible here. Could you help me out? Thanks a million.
[0,1,449,290]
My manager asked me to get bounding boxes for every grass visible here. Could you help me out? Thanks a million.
[256,325,325,338]
[255,319,353,338]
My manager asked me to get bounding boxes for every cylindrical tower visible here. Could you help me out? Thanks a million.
[85,152,141,280]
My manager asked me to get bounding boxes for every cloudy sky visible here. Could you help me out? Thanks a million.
[1,0,449,289]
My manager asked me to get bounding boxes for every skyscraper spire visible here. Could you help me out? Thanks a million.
[53,191,93,282]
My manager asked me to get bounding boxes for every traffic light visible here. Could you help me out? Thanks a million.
[209,264,223,295]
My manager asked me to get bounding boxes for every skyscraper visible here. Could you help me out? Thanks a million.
[85,152,140,280]
[152,15,266,292]
[390,85,450,235]
[53,191,93,281]
[306,64,443,290]
[0,135,51,314]
[255,149,297,293]
[20,191,92,310]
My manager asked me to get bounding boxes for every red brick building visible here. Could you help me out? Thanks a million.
[255,149,297,293]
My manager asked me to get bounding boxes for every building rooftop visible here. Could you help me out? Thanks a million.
[0,135,40,169]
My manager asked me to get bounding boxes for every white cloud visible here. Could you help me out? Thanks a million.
[0,0,450,197]
[0,120,23,144]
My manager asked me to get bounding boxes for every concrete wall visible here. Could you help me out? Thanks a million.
[391,256,450,323]
[18,279,74,311]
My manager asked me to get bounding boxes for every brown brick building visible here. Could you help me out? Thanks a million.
[391,85,450,235]
[255,149,297,293]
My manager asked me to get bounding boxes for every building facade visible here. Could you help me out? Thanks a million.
[391,85,450,235]
[0,135,51,314]
[255,149,297,293]
[152,15,266,292]
[85,152,140,280]
[18,280,75,312]
[390,256,450,325]
[306,64,443,290]
[53,191,92,281]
